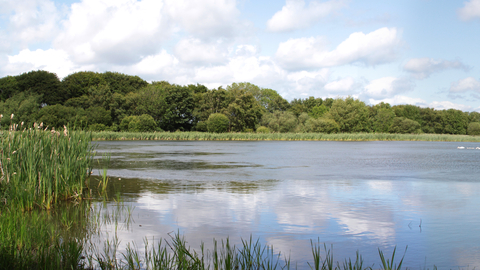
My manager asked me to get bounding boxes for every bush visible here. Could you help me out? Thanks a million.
[88,123,107,131]
[207,113,229,133]
[136,114,157,132]
[261,111,298,133]
[195,121,207,132]
[120,116,137,132]
[305,118,340,133]
[256,126,270,133]
[389,117,421,134]
[121,114,157,132]
[467,122,480,136]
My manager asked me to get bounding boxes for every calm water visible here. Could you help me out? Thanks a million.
[91,140,480,269]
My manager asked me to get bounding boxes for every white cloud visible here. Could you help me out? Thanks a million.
[428,101,473,111]
[174,38,229,65]
[4,48,90,78]
[403,58,469,79]
[449,77,480,93]
[54,0,168,65]
[286,69,330,96]
[266,0,347,32]
[164,0,241,39]
[458,0,480,21]
[276,27,401,70]
[369,95,473,111]
[128,50,180,77]
[324,77,356,93]
[369,95,427,107]
[362,77,414,99]
[0,0,60,47]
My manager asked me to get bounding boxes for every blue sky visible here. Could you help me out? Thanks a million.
[1,0,480,111]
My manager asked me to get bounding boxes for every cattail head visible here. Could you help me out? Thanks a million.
[10,114,14,120]
[63,125,68,136]
[40,122,43,128]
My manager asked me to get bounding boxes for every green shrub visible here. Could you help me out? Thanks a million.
[121,115,157,132]
[120,116,138,132]
[305,118,340,133]
[136,114,157,132]
[261,111,298,133]
[256,126,270,133]
[389,117,421,134]
[207,113,229,133]
[88,123,107,131]
[467,122,480,135]
[195,121,207,132]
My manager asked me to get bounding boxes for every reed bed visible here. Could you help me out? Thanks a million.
[91,131,480,142]
[0,123,95,210]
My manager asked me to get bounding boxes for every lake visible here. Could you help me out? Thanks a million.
[91,140,480,269]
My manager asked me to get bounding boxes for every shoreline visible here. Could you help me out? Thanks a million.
[89,131,480,142]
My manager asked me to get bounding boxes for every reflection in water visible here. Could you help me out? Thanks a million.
[89,140,480,269]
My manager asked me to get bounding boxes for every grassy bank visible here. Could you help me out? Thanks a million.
[91,131,480,142]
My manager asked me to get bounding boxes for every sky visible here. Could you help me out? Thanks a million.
[1,0,480,111]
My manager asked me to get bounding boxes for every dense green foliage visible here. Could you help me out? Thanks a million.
[1,70,479,136]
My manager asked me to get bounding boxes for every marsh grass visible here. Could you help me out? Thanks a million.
[91,131,480,142]
[0,124,95,210]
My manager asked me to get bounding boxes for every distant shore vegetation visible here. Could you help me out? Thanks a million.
[1,70,480,138]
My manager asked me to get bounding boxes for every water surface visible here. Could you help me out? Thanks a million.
[92,140,480,269]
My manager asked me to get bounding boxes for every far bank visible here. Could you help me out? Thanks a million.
[90,131,480,142]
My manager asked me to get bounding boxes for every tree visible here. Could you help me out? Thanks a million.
[329,97,371,132]
[260,111,297,133]
[467,122,480,135]
[256,88,289,113]
[441,109,469,135]
[420,107,443,133]
[101,72,148,94]
[372,108,395,133]
[207,113,229,133]
[61,71,106,100]
[35,104,78,129]
[133,85,166,122]
[0,92,41,128]
[193,87,234,122]
[159,84,195,131]
[0,75,20,101]
[226,92,263,132]
[85,106,112,126]
[16,70,66,105]
[393,105,422,124]
[309,105,328,119]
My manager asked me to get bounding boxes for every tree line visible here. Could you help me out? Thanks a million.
[0,70,479,135]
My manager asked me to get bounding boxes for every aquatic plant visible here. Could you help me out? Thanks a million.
[0,123,95,210]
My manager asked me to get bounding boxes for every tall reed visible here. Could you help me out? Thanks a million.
[0,123,95,210]
[91,131,480,142]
